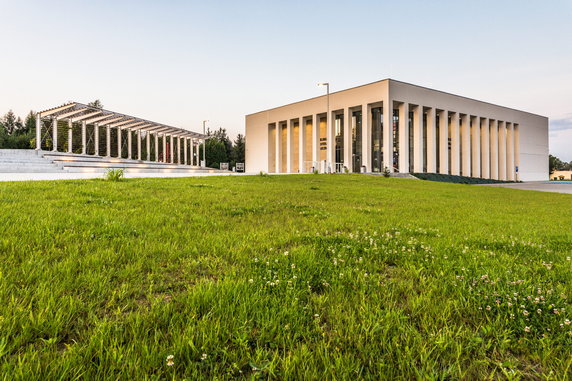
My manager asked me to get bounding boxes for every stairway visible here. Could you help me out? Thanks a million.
[0,150,66,173]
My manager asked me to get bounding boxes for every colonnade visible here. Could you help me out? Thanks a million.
[269,100,519,181]
[35,104,206,166]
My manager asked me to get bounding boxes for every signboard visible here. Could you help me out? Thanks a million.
[236,163,245,172]
[220,162,229,171]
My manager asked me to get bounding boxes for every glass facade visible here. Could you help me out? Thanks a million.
[371,107,383,172]
[351,111,362,172]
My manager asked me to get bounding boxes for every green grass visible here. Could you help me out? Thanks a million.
[0,174,571,380]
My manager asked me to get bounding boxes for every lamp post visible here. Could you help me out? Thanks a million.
[318,82,330,172]
[202,120,208,167]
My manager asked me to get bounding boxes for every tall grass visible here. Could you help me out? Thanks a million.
[0,175,570,379]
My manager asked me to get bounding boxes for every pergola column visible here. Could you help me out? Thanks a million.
[81,121,87,154]
[426,108,436,173]
[398,103,409,173]
[190,139,195,165]
[94,124,100,156]
[169,135,174,163]
[176,136,181,164]
[127,130,132,159]
[106,126,111,157]
[450,112,460,176]
[67,119,73,153]
[146,132,151,161]
[162,134,167,162]
[117,128,122,158]
[438,110,448,174]
[480,118,490,179]
[498,121,507,180]
[155,133,159,162]
[35,113,41,150]
[137,130,142,160]
[461,114,471,176]
[52,118,58,151]
[382,100,393,172]
[490,120,499,180]
[507,122,515,181]
[184,137,188,165]
[472,116,481,178]
[361,104,371,173]
[413,105,424,173]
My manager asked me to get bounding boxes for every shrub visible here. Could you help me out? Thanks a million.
[105,168,124,182]
[383,167,391,177]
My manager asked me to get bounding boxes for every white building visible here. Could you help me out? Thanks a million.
[245,79,548,181]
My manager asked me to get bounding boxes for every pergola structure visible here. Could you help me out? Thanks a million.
[35,102,208,166]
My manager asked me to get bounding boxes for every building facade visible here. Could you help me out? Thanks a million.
[245,79,548,181]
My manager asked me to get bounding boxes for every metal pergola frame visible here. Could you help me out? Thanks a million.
[35,102,208,166]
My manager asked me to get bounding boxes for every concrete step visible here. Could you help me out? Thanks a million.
[0,167,64,173]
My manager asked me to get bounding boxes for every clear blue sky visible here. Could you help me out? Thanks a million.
[1,0,571,160]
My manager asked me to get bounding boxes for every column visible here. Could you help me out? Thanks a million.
[155,133,159,162]
[94,124,100,156]
[514,124,520,181]
[450,112,460,175]
[169,135,174,163]
[81,121,87,154]
[286,120,292,173]
[52,118,58,152]
[398,103,409,173]
[506,122,514,181]
[106,126,111,157]
[35,113,41,150]
[190,138,195,165]
[471,116,481,178]
[184,137,188,165]
[438,110,448,174]
[498,121,506,180]
[275,122,282,173]
[137,130,142,160]
[117,128,122,158]
[146,132,151,161]
[461,114,471,176]
[162,135,167,162]
[326,112,334,171]
[426,108,436,173]
[382,100,393,172]
[413,105,424,173]
[480,118,490,179]
[342,107,351,172]
[490,120,498,180]
[67,119,73,153]
[361,104,371,173]
[298,117,305,173]
[312,114,319,170]
[127,130,132,159]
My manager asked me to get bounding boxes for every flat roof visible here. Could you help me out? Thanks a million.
[246,78,547,119]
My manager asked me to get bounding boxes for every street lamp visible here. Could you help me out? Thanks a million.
[202,120,208,167]
[318,82,330,172]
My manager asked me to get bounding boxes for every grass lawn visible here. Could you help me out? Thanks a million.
[0,174,571,379]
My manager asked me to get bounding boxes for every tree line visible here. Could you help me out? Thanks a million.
[549,154,572,173]
[203,128,245,170]
[0,110,36,149]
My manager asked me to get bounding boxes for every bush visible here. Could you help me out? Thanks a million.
[105,168,124,182]
[383,167,391,178]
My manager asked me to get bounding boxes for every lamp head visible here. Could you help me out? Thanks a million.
[317,82,329,87]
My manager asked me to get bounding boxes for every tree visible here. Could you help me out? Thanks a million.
[549,154,564,173]
[88,100,103,109]
[203,139,228,169]
[231,133,245,166]
[21,111,36,135]
[2,110,22,135]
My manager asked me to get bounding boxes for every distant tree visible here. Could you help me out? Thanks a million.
[2,110,22,135]
[210,127,232,161]
[231,133,245,166]
[203,139,227,169]
[21,111,36,135]
[549,154,565,173]
[88,100,103,109]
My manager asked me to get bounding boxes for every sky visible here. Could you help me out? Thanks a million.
[0,0,571,160]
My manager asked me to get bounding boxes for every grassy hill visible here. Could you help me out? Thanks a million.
[0,175,570,379]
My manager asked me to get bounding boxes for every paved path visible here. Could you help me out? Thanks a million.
[480,181,572,194]
[0,172,253,182]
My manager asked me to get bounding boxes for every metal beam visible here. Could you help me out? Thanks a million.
[53,107,89,120]
[82,114,116,124]
[98,116,124,126]
[108,118,137,128]
[70,111,103,123]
